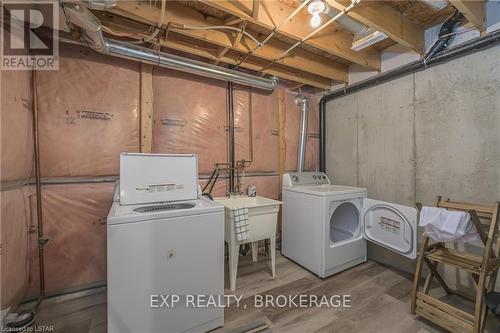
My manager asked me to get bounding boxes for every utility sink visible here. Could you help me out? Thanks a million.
[214,195,282,243]
[215,195,282,291]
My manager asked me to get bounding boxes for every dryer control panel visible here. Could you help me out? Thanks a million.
[283,172,330,188]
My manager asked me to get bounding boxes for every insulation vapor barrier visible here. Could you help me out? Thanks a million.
[1,42,321,301]
[36,45,140,177]
[152,68,228,174]
[234,85,280,172]
[0,189,31,309]
[1,69,33,182]
[27,183,112,295]
[1,62,33,310]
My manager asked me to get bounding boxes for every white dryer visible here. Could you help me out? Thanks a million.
[282,172,417,278]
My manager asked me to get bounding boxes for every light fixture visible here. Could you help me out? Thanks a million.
[351,30,388,51]
[308,0,326,28]
[420,0,449,10]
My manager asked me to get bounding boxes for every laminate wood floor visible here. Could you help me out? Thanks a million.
[22,253,499,333]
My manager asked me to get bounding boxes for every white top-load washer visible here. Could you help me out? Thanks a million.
[282,172,417,278]
[107,153,224,333]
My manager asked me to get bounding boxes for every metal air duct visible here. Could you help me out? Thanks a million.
[295,95,309,172]
[62,3,278,91]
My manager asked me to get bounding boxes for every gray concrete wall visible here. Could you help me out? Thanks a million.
[325,45,500,285]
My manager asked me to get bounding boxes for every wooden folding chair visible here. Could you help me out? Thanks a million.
[411,196,500,333]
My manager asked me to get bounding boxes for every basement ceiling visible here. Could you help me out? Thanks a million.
[82,0,486,90]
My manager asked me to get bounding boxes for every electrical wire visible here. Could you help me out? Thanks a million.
[236,0,313,68]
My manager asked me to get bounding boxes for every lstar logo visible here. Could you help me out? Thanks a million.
[1,0,59,70]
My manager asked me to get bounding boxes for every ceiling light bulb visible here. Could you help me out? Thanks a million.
[308,0,326,15]
[311,13,321,27]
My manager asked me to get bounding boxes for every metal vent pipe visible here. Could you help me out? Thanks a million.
[295,95,309,172]
[62,3,278,91]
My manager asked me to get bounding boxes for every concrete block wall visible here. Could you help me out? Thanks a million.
[325,45,500,286]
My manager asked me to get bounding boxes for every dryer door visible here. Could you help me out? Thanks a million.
[361,198,417,259]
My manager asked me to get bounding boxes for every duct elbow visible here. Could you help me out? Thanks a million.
[63,2,107,52]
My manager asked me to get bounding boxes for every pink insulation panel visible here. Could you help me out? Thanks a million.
[0,69,33,182]
[27,183,112,295]
[36,45,140,177]
[199,179,228,197]
[234,85,280,172]
[240,175,280,200]
[152,68,228,174]
[1,188,30,309]
[305,95,320,172]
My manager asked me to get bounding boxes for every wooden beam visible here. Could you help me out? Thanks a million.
[326,0,424,53]
[252,0,260,19]
[158,0,166,27]
[450,0,486,32]
[233,21,247,48]
[217,46,230,59]
[160,37,333,89]
[225,17,244,25]
[198,0,381,70]
[289,82,305,91]
[108,1,348,82]
[216,21,246,64]
[140,63,153,153]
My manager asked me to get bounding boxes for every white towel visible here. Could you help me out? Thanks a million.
[419,206,479,242]
[233,206,249,241]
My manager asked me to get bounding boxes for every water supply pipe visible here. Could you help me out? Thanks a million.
[295,95,309,172]
[62,3,278,91]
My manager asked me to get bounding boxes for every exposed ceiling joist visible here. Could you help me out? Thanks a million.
[108,1,348,82]
[162,37,334,89]
[198,0,381,70]
[252,0,260,19]
[326,0,425,52]
[450,0,486,32]
[99,12,334,89]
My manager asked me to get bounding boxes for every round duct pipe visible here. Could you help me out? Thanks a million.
[295,95,309,172]
[62,2,278,91]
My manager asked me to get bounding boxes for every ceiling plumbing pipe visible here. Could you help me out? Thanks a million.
[62,3,278,90]
[424,10,465,61]
[295,95,309,172]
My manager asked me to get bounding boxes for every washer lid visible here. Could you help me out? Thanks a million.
[107,197,223,225]
[284,184,367,197]
[362,198,417,259]
[119,153,199,205]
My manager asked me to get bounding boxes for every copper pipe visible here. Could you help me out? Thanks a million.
[227,82,235,193]
[247,88,254,163]
[32,69,46,309]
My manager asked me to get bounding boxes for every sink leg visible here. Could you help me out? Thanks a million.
[270,237,276,278]
[229,242,239,291]
[251,241,259,262]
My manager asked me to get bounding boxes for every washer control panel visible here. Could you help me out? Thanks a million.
[283,172,330,188]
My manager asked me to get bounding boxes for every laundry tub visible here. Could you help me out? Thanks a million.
[214,195,281,291]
